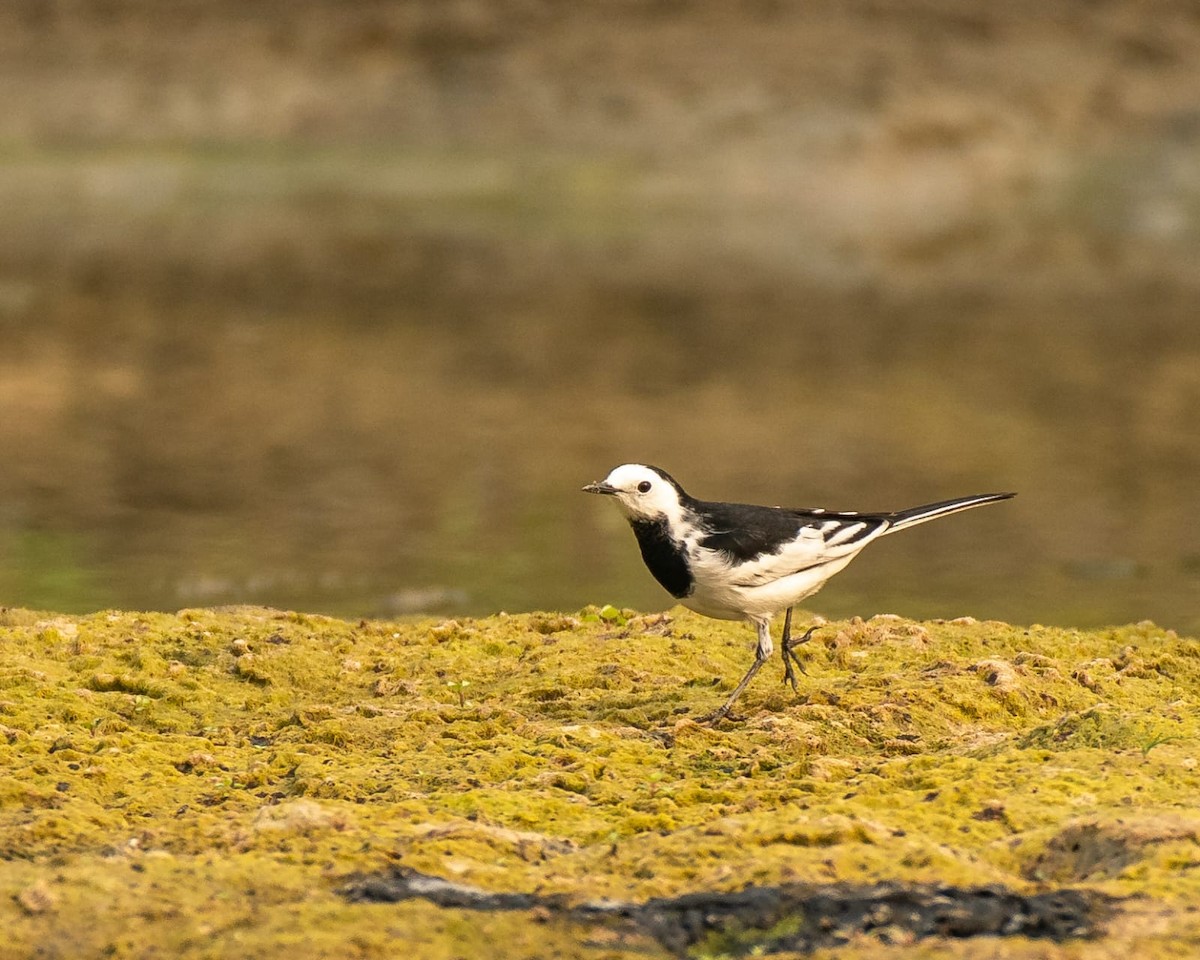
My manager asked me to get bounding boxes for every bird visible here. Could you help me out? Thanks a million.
[583,464,1015,722]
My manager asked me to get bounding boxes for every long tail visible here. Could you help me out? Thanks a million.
[884,492,1015,534]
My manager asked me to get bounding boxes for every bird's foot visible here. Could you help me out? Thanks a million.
[781,625,819,692]
[698,657,764,725]
[696,704,747,725]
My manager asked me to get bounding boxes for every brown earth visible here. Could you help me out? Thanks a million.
[4,0,1200,152]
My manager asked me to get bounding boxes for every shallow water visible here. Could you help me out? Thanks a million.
[0,152,1197,632]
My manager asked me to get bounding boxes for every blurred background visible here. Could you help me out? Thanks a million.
[0,1,1197,632]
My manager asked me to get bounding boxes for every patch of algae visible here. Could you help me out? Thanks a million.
[1,606,1199,958]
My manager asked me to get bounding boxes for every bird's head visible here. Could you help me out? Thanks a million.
[582,463,689,525]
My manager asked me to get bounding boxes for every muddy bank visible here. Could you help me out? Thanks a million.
[6,0,1200,153]
[4,1,1199,292]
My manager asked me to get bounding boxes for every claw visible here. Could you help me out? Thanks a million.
[781,650,805,691]
[790,625,819,648]
[780,625,818,691]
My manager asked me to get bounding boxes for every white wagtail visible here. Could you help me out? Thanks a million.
[584,464,1014,721]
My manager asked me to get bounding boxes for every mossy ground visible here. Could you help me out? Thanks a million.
[1,605,1199,958]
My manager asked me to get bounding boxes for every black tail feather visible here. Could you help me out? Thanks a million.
[885,492,1016,533]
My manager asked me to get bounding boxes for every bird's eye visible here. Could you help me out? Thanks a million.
[637,480,652,493]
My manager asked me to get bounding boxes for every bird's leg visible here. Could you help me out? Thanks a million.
[780,608,818,692]
[701,618,772,724]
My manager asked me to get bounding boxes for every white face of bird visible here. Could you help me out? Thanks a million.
[582,463,687,525]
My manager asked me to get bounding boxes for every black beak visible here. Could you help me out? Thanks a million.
[582,481,618,495]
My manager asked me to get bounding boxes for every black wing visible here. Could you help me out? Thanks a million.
[693,500,890,563]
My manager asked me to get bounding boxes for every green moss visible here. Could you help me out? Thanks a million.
[0,608,1198,956]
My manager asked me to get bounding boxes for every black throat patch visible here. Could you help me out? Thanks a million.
[629,518,693,599]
